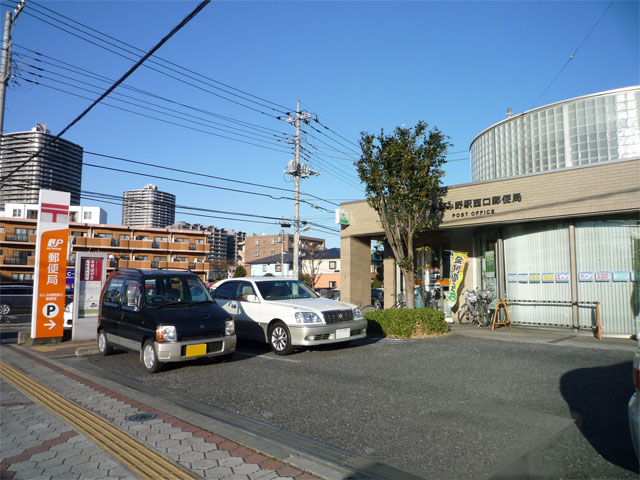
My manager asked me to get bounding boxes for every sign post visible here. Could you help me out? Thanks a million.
[31,190,70,339]
[72,252,107,341]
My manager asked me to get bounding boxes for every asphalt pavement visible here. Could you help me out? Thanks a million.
[1,323,638,479]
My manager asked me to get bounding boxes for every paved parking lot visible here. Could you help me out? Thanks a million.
[73,329,639,479]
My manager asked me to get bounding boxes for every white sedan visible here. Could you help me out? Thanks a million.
[212,277,367,355]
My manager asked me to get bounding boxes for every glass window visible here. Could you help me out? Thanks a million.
[123,280,141,309]
[12,209,21,217]
[212,281,236,300]
[235,282,257,301]
[119,234,130,240]
[255,239,260,246]
[329,261,337,270]
[104,277,126,304]
[83,211,92,220]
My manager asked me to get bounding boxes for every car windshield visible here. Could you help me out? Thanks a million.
[256,280,319,300]
[144,275,213,306]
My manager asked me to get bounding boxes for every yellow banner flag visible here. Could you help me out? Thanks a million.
[448,252,468,304]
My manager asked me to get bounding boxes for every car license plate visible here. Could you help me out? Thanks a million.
[336,328,350,339]
[185,344,206,357]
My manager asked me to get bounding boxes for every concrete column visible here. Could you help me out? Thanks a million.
[340,235,371,307]
[383,241,396,309]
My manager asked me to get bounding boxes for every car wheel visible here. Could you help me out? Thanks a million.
[0,303,10,316]
[97,330,112,356]
[269,321,294,355]
[141,340,163,373]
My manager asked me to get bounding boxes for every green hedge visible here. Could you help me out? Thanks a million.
[365,308,449,338]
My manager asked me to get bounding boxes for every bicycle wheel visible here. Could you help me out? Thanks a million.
[361,304,378,314]
[478,304,492,327]
[457,304,472,324]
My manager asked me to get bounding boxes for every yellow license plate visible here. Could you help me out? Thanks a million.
[185,344,207,357]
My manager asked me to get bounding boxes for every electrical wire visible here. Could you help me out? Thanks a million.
[18,66,291,147]
[530,0,614,108]
[18,77,294,153]
[18,4,290,117]
[14,44,290,137]
[27,0,294,112]
[0,0,212,184]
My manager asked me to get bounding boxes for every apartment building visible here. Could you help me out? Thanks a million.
[0,217,210,283]
[0,123,83,206]
[122,184,176,228]
[246,233,325,261]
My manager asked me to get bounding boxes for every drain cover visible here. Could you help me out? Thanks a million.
[127,413,157,422]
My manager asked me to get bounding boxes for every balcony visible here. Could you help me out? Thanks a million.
[129,239,153,249]
[169,242,190,251]
[167,261,189,270]
[190,262,210,272]
[4,257,28,265]
[119,260,151,269]
[6,234,30,242]
[87,238,112,248]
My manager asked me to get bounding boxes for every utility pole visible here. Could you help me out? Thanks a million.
[279,218,291,277]
[0,0,25,135]
[279,100,316,280]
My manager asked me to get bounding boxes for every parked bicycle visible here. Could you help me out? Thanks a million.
[457,289,493,327]
[361,292,406,313]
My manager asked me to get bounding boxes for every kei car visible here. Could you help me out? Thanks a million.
[97,269,236,373]
[212,277,367,355]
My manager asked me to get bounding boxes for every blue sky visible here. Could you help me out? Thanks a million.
[2,0,638,248]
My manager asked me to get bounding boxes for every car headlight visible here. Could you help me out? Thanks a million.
[225,319,235,336]
[64,303,72,313]
[353,308,363,319]
[295,312,322,324]
[156,325,177,343]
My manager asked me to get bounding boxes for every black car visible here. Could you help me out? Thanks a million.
[0,284,33,317]
[97,269,236,373]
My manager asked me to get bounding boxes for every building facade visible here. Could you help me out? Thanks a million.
[0,203,107,224]
[0,123,83,207]
[340,87,640,337]
[0,217,210,283]
[122,184,176,228]
[245,233,325,262]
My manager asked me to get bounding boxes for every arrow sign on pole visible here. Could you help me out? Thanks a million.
[44,319,56,330]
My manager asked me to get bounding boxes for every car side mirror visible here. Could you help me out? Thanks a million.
[245,294,258,303]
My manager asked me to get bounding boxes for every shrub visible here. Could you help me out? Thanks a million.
[365,308,448,338]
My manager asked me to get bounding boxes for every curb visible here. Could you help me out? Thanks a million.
[75,345,99,356]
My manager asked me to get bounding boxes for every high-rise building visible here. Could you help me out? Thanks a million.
[122,184,175,228]
[0,123,83,207]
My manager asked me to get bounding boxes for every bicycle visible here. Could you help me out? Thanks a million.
[361,292,405,314]
[457,289,493,327]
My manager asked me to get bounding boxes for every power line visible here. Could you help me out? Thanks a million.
[18,3,290,117]
[18,67,291,148]
[0,0,211,184]
[18,77,294,153]
[26,0,293,112]
[530,0,614,108]
[14,44,290,137]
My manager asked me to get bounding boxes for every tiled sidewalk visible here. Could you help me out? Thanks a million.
[0,345,319,480]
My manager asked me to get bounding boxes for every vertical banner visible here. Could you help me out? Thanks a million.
[448,251,468,305]
[31,190,70,339]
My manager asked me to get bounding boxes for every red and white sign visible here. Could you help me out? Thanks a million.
[31,190,70,339]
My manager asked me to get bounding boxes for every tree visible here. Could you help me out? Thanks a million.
[233,265,247,277]
[356,121,449,309]
[300,244,326,290]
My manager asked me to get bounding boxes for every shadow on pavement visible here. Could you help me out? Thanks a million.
[560,361,639,473]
